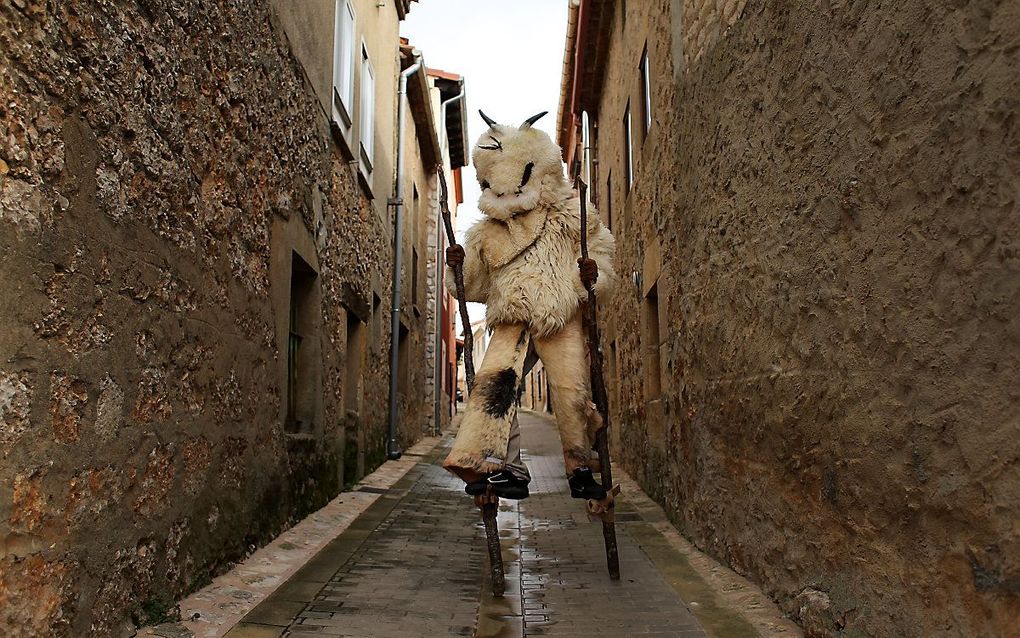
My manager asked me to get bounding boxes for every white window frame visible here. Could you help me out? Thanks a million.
[606,170,613,231]
[640,45,652,137]
[581,111,592,187]
[331,0,356,129]
[624,102,634,190]
[359,41,375,172]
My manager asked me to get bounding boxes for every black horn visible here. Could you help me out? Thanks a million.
[479,110,498,129]
[519,111,548,130]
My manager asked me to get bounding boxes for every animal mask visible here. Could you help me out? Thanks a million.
[471,110,565,221]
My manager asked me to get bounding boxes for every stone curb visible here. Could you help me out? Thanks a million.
[613,466,803,637]
[138,435,443,638]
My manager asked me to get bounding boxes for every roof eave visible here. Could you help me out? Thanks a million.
[450,79,469,169]
[402,49,443,170]
[557,0,614,157]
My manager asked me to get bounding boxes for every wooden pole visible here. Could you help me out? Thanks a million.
[481,496,505,597]
[438,167,505,595]
[437,168,475,391]
[578,180,621,581]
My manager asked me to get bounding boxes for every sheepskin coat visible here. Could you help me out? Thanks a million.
[446,116,617,338]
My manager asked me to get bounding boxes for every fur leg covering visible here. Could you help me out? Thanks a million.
[532,311,601,475]
[444,323,531,483]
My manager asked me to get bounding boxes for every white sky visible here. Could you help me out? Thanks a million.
[402,0,569,329]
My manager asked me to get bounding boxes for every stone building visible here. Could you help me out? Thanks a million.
[390,43,467,448]
[425,67,468,434]
[0,0,464,635]
[520,358,551,414]
[558,0,1019,636]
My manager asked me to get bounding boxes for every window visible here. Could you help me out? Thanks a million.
[331,0,356,128]
[440,341,448,396]
[605,171,613,231]
[344,308,366,415]
[581,111,593,189]
[624,102,634,190]
[609,339,619,411]
[412,248,420,311]
[643,282,662,400]
[589,116,599,204]
[397,322,410,396]
[287,252,318,432]
[359,42,375,171]
[411,184,420,244]
[639,44,652,138]
[371,292,382,351]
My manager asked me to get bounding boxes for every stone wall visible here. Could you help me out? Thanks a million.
[0,1,427,635]
[595,0,1019,635]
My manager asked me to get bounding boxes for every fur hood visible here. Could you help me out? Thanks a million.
[447,111,617,337]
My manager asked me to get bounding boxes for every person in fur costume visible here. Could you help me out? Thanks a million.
[443,110,616,500]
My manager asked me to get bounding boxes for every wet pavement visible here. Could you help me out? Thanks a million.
[507,414,709,637]
[215,411,797,638]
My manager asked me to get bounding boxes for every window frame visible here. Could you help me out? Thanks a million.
[624,101,634,190]
[331,0,356,129]
[285,252,319,433]
[343,308,366,415]
[643,282,662,401]
[581,111,593,188]
[605,170,613,231]
[640,44,652,138]
[359,40,375,173]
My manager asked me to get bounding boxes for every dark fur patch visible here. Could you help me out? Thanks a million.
[482,368,518,419]
[516,328,528,348]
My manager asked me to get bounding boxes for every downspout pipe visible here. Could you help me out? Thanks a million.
[387,53,423,460]
[433,86,465,436]
[432,184,445,437]
[439,86,465,154]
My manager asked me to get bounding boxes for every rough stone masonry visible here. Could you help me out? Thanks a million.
[0,1,427,635]
[589,0,1019,636]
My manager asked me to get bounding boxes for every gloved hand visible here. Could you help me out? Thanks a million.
[578,257,598,287]
[446,245,465,267]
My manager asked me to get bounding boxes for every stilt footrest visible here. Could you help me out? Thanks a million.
[585,484,621,521]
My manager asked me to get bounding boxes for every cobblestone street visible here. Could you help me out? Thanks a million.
[152,411,798,638]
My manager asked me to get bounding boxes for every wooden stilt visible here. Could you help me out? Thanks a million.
[578,179,621,581]
[476,492,505,597]
[439,168,507,595]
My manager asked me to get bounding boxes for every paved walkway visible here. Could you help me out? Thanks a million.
[156,411,799,638]
[504,413,708,637]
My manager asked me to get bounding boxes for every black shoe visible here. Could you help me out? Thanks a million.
[568,467,607,500]
[465,470,530,500]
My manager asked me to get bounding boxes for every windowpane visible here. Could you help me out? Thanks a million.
[624,103,633,189]
[360,45,375,169]
[643,283,661,400]
[332,0,355,127]
[287,252,318,433]
[581,111,592,188]
[606,171,613,230]
[344,309,365,414]
[640,46,652,136]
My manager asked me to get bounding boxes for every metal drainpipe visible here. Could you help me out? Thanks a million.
[431,184,444,437]
[432,87,465,436]
[387,53,422,460]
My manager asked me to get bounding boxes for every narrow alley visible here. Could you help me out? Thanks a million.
[2,1,1017,637]
[139,411,796,638]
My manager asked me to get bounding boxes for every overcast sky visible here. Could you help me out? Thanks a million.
[402,0,570,328]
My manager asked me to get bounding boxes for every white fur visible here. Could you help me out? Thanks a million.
[446,117,616,338]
